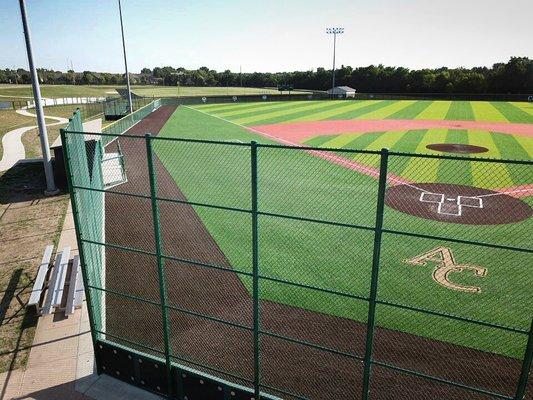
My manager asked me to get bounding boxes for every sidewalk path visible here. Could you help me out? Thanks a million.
[0,108,68,172]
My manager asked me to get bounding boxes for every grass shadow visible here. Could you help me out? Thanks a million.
[0,162,66,206]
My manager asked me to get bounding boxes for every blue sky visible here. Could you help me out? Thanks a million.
[1,0,532,73]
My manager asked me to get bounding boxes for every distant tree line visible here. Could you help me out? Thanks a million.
[1,57,531,94]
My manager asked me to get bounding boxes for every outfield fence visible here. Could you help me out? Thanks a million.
[353,93,533,102]
[61,105,532,400]
[101,98,161,145]
[103,96,156,120]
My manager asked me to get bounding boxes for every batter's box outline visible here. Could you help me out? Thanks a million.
[419,192,483,216]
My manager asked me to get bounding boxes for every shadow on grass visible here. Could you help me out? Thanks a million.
[0,162,66,206]
[0,269,23,326]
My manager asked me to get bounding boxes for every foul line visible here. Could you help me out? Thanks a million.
[184,106,531,200]
[185,105,411,186]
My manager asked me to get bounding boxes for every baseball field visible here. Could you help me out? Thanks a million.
[90,99,532,399]
[156,100,531,338]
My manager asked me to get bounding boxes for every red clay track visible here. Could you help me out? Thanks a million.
[249,119,533,142]
[246,121,533,199]
[103,106,529,399]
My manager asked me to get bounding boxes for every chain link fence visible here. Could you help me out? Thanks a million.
[60,105,532,400]
[103,96,156,120]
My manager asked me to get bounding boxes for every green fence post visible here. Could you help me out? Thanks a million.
[361,148,389,400]
[60,126,101,371]
[146,134,174,398]
[514,317,533,399]
[251,141,261,399]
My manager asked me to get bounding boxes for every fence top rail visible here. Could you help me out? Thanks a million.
[62,127,533,165]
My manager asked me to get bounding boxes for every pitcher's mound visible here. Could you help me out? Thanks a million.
[385,183,532,225]
[426,143,489,154]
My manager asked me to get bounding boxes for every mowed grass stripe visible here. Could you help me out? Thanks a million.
[359,130,409,168]
[208,101,289,115]
[463,129,500,158]
[365,130,407,151]
[445,129,469,145]
[214,100,318,118]
[401,129,447,182]
[305,135,340,147]
[343,131,385,151]
[245,101,353,126]
[415,101,451,120]
[291,100,378,121]
[388,130,427,176]
[468,130,514,188]
[513,135,533,159]
[491,132,531,185]
[471,102,508,122]
[192,102,258,112]
[490,102,533,124]
[355,100,417,120]
[445,101,475,121]
[509,102,533,116]
[325,100,395,120]
[233,100,349,123]
[437,130,472,186]
[386,101,432,119]
[233,101,345,125]
[320,132,367,149]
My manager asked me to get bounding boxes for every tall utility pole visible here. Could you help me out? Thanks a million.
[326,27,344,98]
[118,0,133,113]
[19,0,58,194]
[71,60,75,84]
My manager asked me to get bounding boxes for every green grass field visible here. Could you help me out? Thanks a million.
[193,100,533,189]
[0,84,285,100]
[0,84,120,99]
[131,86,285,97]
[153,100,532,359]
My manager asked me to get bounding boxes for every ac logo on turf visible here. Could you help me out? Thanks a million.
[404,247,487,293]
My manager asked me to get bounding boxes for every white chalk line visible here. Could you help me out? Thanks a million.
[183,105,532,201]
[185,105,410,185]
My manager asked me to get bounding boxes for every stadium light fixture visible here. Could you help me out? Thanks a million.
[118,0,133,114]
[326,27,344,97]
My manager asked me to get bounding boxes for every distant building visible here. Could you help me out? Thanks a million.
[145,75,162,85]
[326,86,357,98]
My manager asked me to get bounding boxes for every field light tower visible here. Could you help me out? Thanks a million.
[326,27,344,97]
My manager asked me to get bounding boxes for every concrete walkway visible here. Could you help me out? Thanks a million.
[0,108,68,172]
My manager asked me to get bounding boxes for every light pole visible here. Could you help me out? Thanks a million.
[171,71,184,97]
[118,0,133,113]
[326,27,344,98]
[19,0,58,195]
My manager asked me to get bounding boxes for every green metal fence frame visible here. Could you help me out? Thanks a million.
[61,105,533,400]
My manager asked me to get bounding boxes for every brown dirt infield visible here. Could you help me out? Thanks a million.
[426,143,489,154]
[101,106,528,399]
[386,183,532,225]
